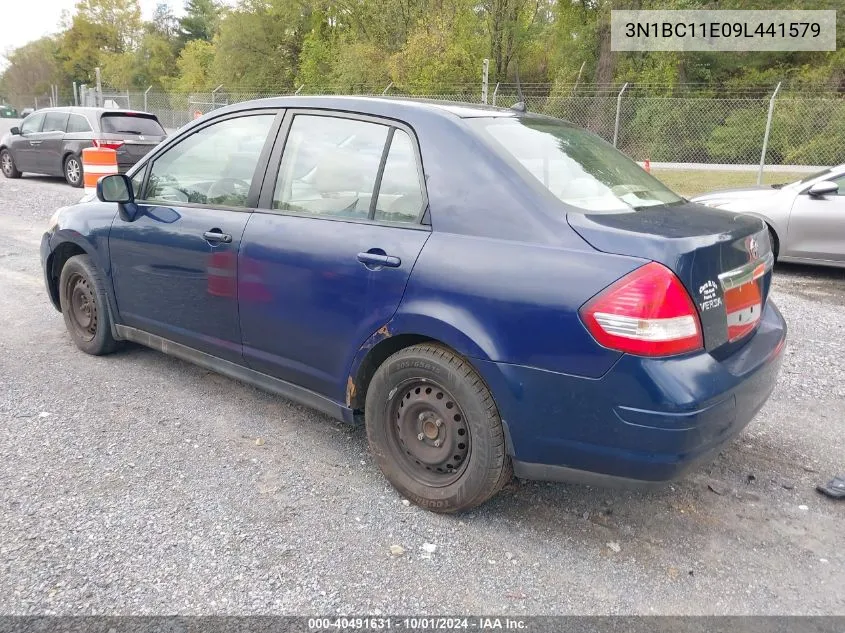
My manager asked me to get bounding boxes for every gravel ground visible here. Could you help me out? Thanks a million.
[0,171,843,616]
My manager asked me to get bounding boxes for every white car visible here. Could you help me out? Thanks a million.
[692,165,845,269]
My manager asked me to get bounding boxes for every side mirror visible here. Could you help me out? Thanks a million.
[808,180,838,197]
[97,174,139,221]
[9,127,20,135]
[97,174,134,203]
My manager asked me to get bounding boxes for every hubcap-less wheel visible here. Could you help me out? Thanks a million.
[1,152,12,176]
[66,272,97,342]
[389,379,471,487]
[66,158,81,185]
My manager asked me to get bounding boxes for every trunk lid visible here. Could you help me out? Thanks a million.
[568,201,774,353]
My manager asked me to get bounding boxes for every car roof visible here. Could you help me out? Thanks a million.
[220,95,525,120]
[34,106,156,117]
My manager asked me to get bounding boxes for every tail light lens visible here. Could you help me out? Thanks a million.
[92,139,124,150]
[580,262,703,357]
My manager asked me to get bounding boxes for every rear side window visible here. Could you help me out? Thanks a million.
[374,130,425,222]
[144,114,274,208]
[100,113,165,136]
[66,114,92,133]
[273,114,425,224]
[43,111,69,133]
[21,112,44,135]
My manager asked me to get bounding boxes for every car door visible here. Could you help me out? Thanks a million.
[109,110,280,363]
[37,110,70,176]
[13,112,45,172]
[238,111,430,401]
[785,172,845,262]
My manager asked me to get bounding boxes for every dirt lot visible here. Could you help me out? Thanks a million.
[0,172,843,615]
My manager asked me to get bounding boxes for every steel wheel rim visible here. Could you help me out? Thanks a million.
[66,272,97,342]
[66,159,81,184]
[387,379,471,487]
[1,152,11,175]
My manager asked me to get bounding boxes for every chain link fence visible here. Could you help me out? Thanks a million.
[10,82,845,171]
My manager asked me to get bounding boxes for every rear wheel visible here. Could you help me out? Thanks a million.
[59,254,120,355]
[365,343,512,513]
[768,226,779,262]
[64,154,83,188]
[0,149,21,178]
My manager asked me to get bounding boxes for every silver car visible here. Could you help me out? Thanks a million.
[693,165,845,269]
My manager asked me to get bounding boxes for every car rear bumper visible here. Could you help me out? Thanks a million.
[475,299,787,485]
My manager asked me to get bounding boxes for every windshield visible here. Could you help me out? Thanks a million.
[469,117,682,212]
[100,113,165,136]
[785,166,837,188]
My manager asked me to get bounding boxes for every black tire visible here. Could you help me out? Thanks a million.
[64,154,83,188]
[768,226,779,262]
[59,254,121,355]
[0,149,21,178]
[365,343,512,513]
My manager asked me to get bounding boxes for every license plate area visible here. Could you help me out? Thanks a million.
[719,252,774,343]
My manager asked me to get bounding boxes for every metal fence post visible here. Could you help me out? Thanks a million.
[481,58,489,104]
[211,84,223,110]
[72,82,78,106]
[757,81,782,185]
[571,61,586,97]
[382,82,394,96]
[295,84,304,95]
[144,86,152,112]
[613,82,628,147]
[492,82,500,106]
[95,67,102,107]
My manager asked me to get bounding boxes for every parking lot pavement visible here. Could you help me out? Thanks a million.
[0,175,843,616]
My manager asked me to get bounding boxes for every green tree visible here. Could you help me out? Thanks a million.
[174,39,215,91]
[179,0,221,42]
[0,37,60,98]
[210,0,310,90]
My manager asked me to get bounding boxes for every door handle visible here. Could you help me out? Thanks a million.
[203,230,232,244]
[357,252,401,268]
[29,140,42,146]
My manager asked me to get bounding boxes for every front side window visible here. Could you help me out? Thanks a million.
[829,174,845,196]
[43,111,69,133]
[274,115,389,219]
[469,117,682,212]
[144,114,274,208]
[21,112,45,135]
[66,114,92,133]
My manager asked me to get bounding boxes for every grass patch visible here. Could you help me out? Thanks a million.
[651,169,807,198]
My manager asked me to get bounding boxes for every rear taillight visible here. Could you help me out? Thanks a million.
[92,139,124,150]
[580,262,703,357]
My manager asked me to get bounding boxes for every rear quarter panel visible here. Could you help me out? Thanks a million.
[391,232,646,378]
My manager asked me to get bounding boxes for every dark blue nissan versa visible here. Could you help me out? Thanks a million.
[41,96,786,512]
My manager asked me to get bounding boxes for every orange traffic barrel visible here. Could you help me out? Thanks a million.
[81,147,118,193]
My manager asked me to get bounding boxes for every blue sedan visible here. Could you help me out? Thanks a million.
[41,97,786,512]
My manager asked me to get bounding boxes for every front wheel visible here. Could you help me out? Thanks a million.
[365,343,512,513]
[0,149,21,178]
[59,254,121,355]
[64,154,83,188]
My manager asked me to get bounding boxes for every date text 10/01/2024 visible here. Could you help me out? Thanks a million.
[624,21,822,39]
[308,618,528,630]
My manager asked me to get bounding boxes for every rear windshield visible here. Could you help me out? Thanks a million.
[100,113,165,136]
[468,117,682,212]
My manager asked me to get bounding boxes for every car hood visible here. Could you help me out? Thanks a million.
[691,186,786,203]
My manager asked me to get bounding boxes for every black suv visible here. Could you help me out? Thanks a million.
[0,107,166,187]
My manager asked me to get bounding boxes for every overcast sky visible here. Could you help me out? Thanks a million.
[1,0,173,58]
